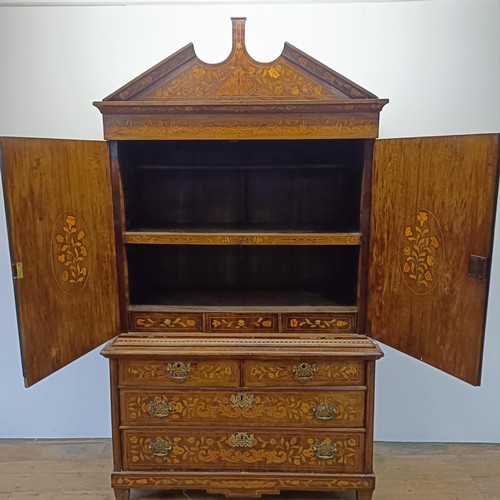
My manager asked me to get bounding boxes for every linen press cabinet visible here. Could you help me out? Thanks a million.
[1,18,499,500]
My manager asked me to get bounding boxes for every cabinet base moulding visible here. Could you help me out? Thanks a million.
[112,472,375,498]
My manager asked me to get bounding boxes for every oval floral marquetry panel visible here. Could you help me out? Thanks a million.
[51,210,91,294]
[400,209,444,295]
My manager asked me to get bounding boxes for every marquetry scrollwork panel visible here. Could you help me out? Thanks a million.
[244,360,365,387]
[113,473,374,493]
[119,360,240,387]
[130,312,203,332]
[209,315,277,333]
[283,313,356,333]
[123,429,364,472]
[103,114,379,141]
[120,390,365,427]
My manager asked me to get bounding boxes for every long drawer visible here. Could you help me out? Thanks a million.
[122,428,365,473]
[120,389,366,427]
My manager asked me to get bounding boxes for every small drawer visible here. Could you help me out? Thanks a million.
[122,428,364,473]
[282,313,356,333]
[130,312,203,332]
[120,389,365,428]
[244,360,365,387]
[207,313,278,333]
[119,359,240,387]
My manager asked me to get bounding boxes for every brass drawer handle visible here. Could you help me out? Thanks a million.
[148,437,172,458]
[166,361,191,383]
[312,439,337,460]
[147,398,173,418]
[293,362,317,383]
[230,392,255,409]
[312,401,338,421]
[228,432,254,448]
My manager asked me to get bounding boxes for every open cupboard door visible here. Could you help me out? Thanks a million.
[1,138,120,386]
[368,134,499,385]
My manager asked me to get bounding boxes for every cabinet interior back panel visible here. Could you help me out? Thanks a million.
[119,139,364,232]
[126,245,359,307]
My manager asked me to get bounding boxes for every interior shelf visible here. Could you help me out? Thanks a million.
[128,289,356,308]
[124,229,361,246]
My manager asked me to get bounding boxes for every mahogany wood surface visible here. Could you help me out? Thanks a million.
[119,388,366,428]
[368,134,499,385]
[0,137,120,386]
[121,428,365,472]
[124,231,362,246]
[94,18,387,141]
[9,15,498,500]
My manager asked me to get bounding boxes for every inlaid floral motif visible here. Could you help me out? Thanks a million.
[288,318,349,330]
[133,315,200,331]
[210,316,275,331]
[125,362,234,384]
[126,432,360,469]
[249,363,361,383]
[51,210,90,294]
[124,392,363,426]
[400,209,443,295]
[142,48,330,101]
[114,475,372,490]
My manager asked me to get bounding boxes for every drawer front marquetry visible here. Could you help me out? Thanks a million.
[122,429,364,472]
[119,360,240,387]
[208,314,278,333]
[120,389,365,427]
[283,313,356,333]
[130,312,203,332]
[244,360,365,387]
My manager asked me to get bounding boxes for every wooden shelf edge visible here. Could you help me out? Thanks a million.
[124,231,362,246]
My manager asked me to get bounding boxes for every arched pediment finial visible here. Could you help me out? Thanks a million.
[100,17,384,103]
[231,17,247,51]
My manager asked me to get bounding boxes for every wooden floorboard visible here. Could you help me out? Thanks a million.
[0,440,498,499]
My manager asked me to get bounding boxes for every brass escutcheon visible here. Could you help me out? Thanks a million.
[293,362,317,383]
[312,401,338,421]
[147,398,173,418]
[228,432,254,448]
[148,437,172,458]
[166,361,191,383]
[312,439,337,460]
[229,392,255,409]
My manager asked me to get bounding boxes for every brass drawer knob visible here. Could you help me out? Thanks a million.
[230,392,255,409]
[148,437,172,458]
[147,399,173,418]
[312,439,337,460]
[228,432,254,448]
[312,401,338,421]
[293,362,317,383]
[166,361,191,383]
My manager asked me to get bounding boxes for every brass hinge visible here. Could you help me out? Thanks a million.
[468,255,489,280]
[12,262,24,280]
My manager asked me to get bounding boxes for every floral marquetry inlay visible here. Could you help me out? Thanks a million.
[210,316,276,331]
[51,210,90,294]
[122,360,239,386]
[125,431,362,470]
[400,209,444,295]
[123,390,364,427]
[113,474,373,491]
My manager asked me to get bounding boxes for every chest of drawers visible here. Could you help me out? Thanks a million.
[2,16,497,500]
[102,336,382,499]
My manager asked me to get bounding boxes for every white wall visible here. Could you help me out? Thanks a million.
[0,0,499,441]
